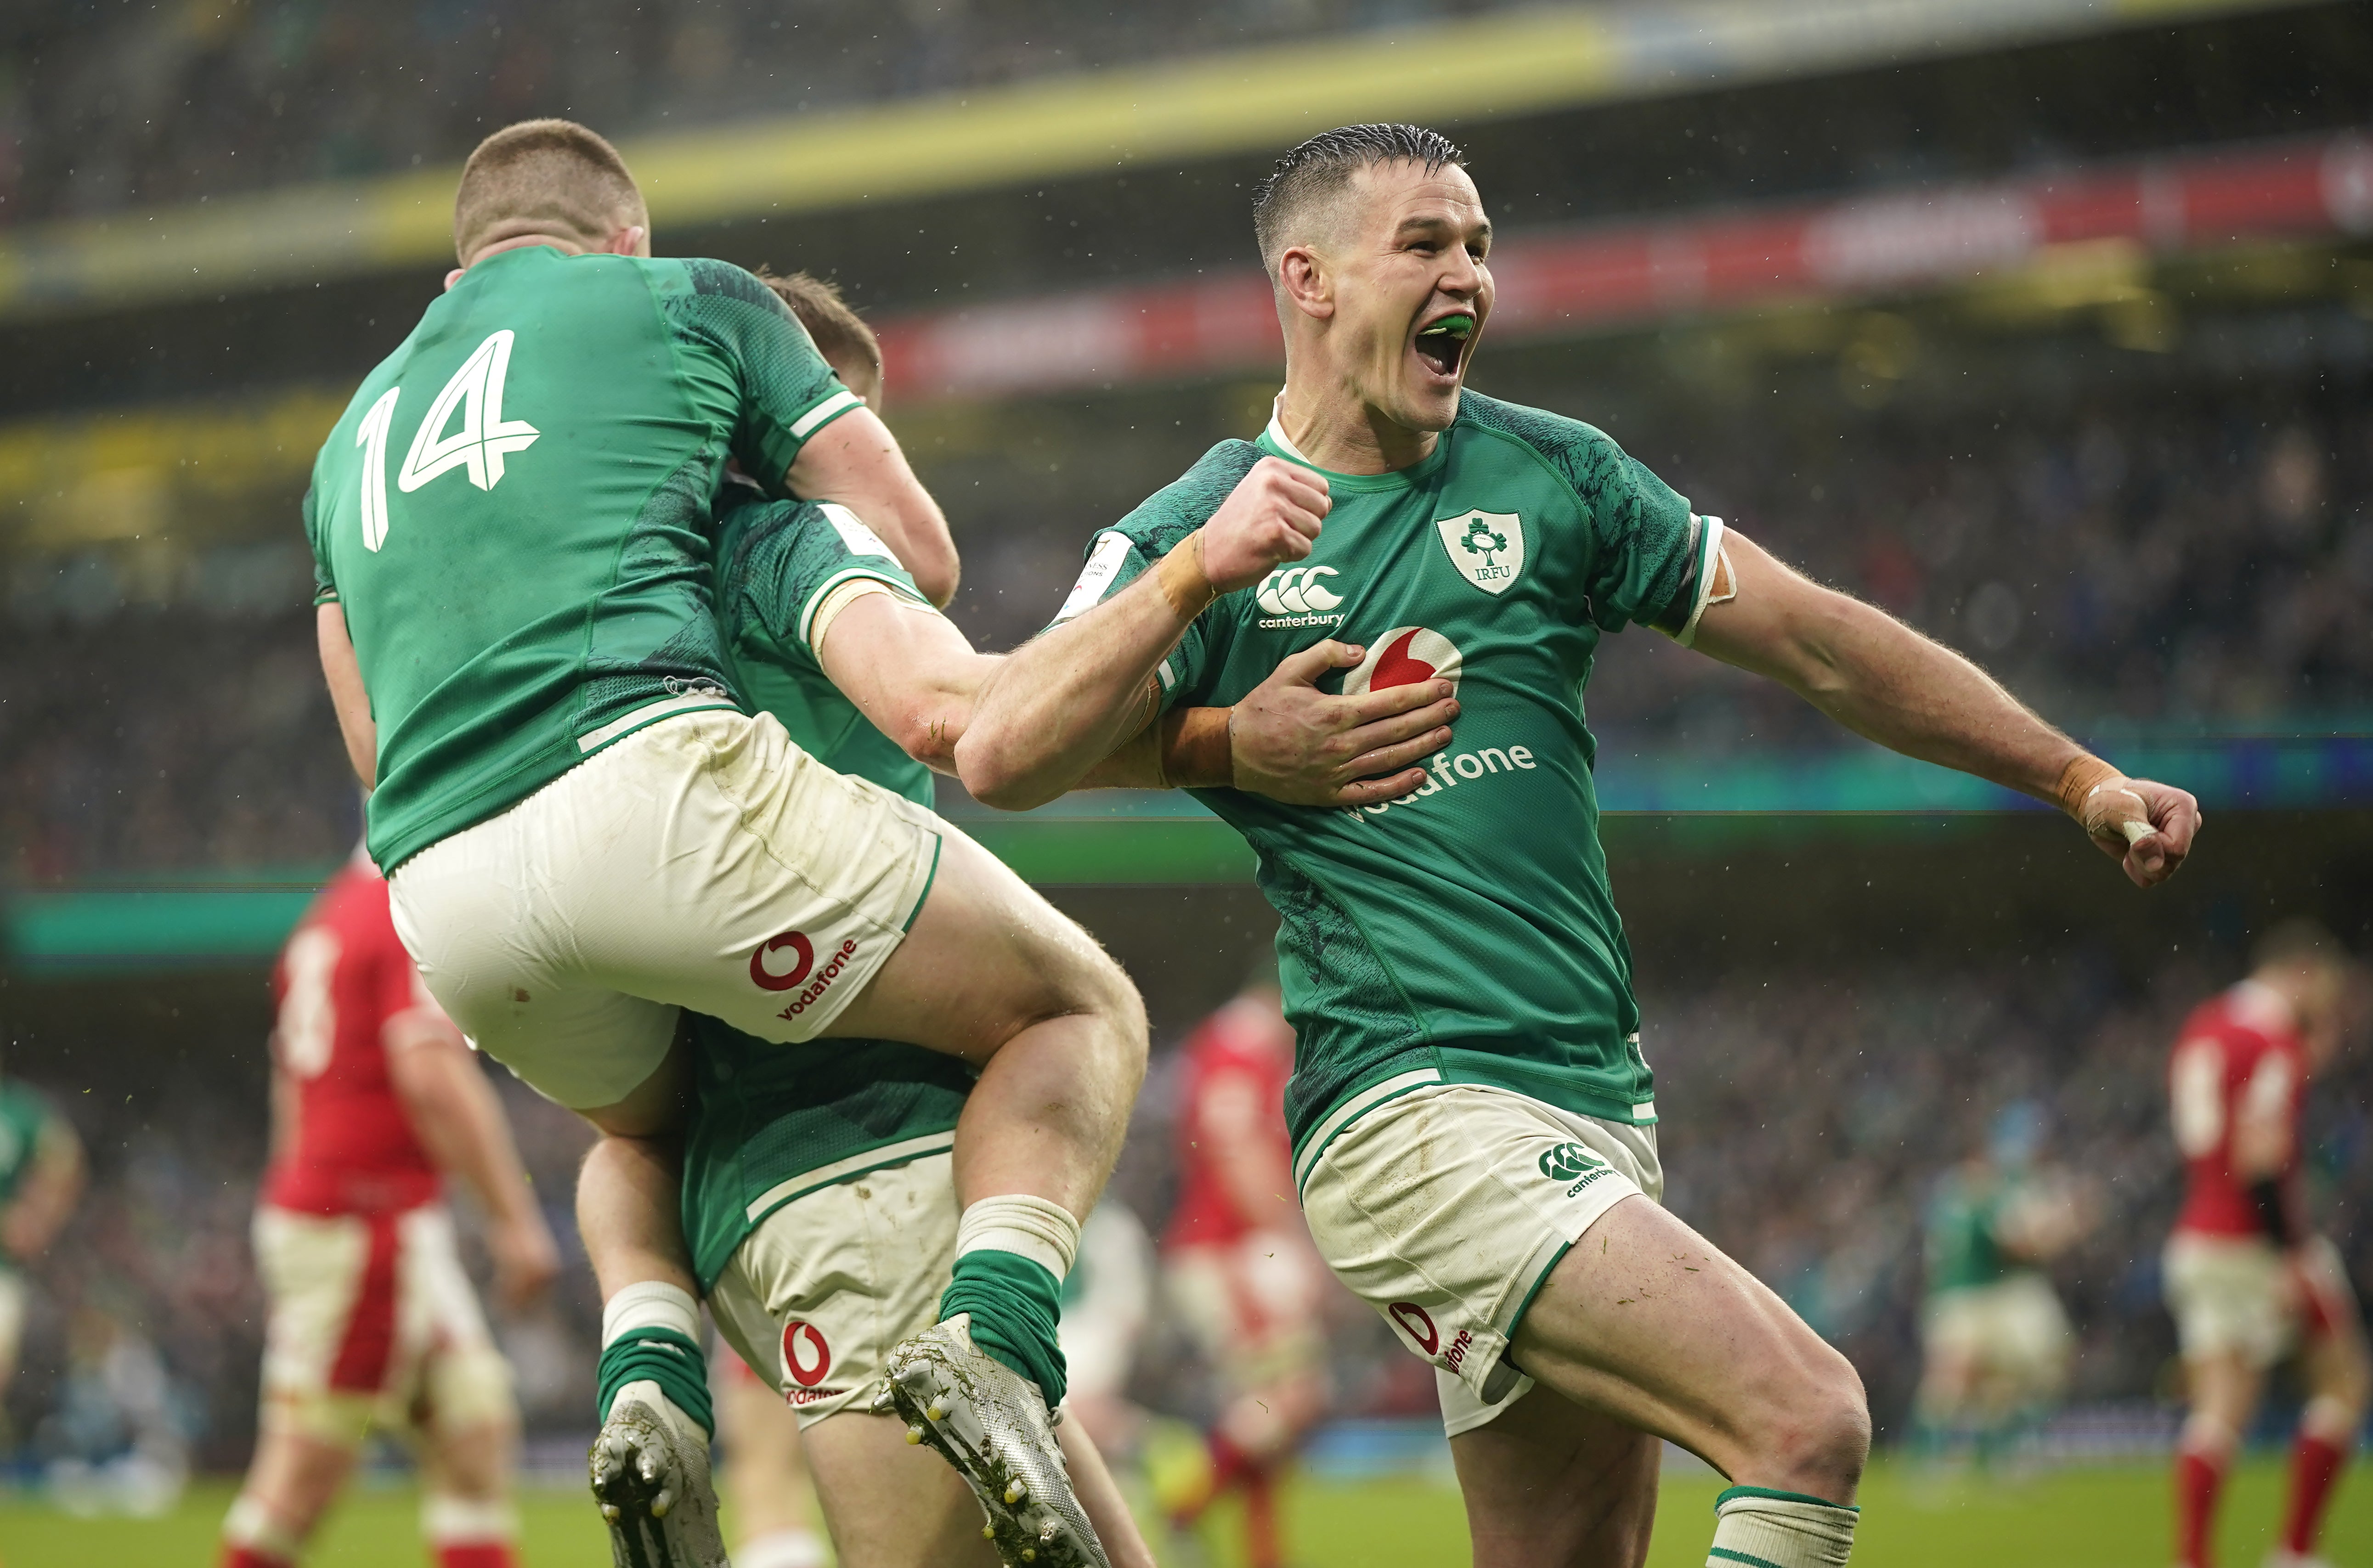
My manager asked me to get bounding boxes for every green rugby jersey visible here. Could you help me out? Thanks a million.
[680,492,973,1291]
[1924,1169,2033,1296]
[0,1081,56,1269]
[1057,392,1724,1175]
[304,246,862,872]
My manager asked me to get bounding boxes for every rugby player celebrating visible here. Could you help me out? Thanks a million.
[956,124,2202,1568]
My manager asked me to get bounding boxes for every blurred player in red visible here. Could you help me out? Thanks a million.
[1160,967,1333,1568]
[2165,919,2370,1568]
[220,851,561,1568]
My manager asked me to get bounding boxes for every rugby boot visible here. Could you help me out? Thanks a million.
[873,1313,1110,1568]
[590,1380,730,1568]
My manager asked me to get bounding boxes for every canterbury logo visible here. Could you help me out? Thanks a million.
[1256,565,1343,616]
[1538,1142,1605,1182]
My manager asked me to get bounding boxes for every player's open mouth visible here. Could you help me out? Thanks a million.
[1413,312,1474,379]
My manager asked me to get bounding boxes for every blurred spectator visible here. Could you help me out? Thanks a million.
[5,365,2371,876]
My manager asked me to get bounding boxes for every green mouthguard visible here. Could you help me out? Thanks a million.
[1425,314,1475,339]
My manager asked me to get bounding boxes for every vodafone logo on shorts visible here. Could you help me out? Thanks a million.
[751,931,862,1021]
[749,931,815,991]
[1343,627,1461,699]
[1388,1301,1439,1354]
[781,1320,833,1388]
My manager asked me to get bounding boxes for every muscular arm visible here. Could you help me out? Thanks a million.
[385,1008,560,1309]
[819,592,1453,802]
[317,602,376,788]
[955,457,1331,808]
[783,408,960,607]
[0,1116,85,1260]
[1691,531,2199,887]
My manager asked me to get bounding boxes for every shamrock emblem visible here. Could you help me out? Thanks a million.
[1461,515,1509,564]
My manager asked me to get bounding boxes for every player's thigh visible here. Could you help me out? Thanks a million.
[821,824,1134,1061]
[250,1207,390,1450]
[1511,1196,1866,1489]
[0,1269,26,1386]
[1451,1386,1660,1568]
[800,1410,1000,1568]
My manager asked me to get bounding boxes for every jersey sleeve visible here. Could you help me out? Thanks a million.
[670,261,863,488]
[723,498,930,666]
[1472,400,1719,638]
[1041,441,1263,710]
[302,480,337,606]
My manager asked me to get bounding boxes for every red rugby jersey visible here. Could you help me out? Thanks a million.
[262,861,442,1216]
[1164,994,1297,1252]
[2170,980,2308,1241]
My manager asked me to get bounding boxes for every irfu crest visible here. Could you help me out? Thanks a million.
[1434,509,1525,595]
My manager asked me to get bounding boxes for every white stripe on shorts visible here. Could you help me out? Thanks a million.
[576,692,739,754]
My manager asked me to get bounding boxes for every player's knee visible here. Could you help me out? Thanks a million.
[1764,1345,1870,1498]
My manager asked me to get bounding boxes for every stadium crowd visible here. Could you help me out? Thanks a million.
[3,356,2365,880]
[0,0,1518,226]
[5,944,2362,1471]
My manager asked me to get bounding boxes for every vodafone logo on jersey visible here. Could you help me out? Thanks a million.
[1343,627,1462,699]
[781,1320,834,1388]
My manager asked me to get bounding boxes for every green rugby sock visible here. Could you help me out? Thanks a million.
[597,1280,714,1439]
[1707,1485,1859,1568]
[597,1328,714,1440]
[938,1195,1080,1405]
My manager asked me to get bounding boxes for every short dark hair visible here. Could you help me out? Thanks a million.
[757,269,881,393]
[2254,916,2347,973]
[1251,123,1466,272]
[453,118,646,261]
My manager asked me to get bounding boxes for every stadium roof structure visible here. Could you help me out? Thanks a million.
[0,0,2313,321]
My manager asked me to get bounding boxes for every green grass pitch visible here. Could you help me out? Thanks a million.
[0,1457,2362,1565]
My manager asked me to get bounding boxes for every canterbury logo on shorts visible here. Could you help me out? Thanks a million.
[1537,1141,1605,1182]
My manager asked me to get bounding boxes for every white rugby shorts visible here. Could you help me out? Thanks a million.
[1297,1081,1660,1437]
[1921,1273,2074,1397]
[389,709,944,1109]
[252,1203,512,1445]
[2164,1230,2358,1368]
[707,1151,958,1429]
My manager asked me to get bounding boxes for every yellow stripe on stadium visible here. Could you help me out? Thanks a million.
[0,0,2312,322]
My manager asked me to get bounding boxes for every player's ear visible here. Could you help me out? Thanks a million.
[1277,245,1334,321]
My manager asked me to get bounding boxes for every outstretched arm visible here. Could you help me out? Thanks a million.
[1691,530,2199,886]
[955,457,1331,808]
[784,408,960,607]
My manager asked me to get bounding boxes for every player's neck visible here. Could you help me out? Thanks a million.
[462,232,589,270]
[1273,375,1437,475]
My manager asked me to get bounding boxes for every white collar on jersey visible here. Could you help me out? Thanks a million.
[1265,391,1315,465]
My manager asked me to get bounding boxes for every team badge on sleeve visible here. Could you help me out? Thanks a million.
[1435,509,1525,595]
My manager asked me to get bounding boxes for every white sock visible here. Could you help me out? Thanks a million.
[422,1493,519,1547]
[602,1280,701,1346]
[955,1195,1081,1280]
[223,1493,304,1560]
[738,1526,831,1568]
[1708,1486,1858,1568]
